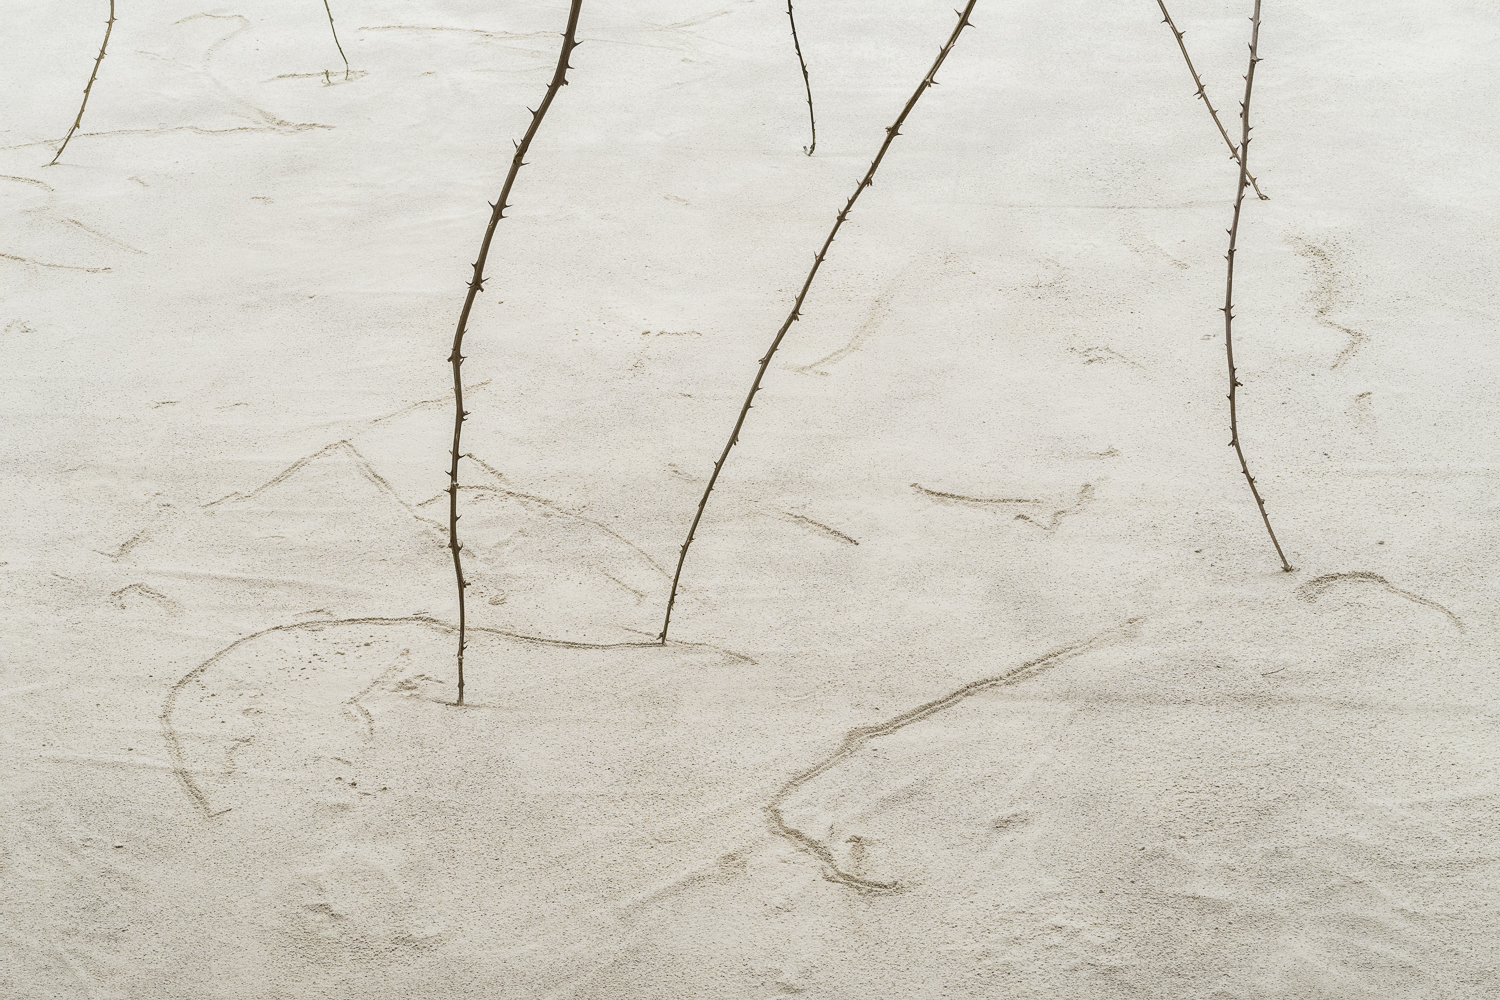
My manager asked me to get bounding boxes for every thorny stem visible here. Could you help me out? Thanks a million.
[447,0,583,703]
[48,0,115,166]
[1223,0,1292,572]
[1154,0,1267,200]
[787,0,816,155]
[658,0,980,643]
[321,0,351,81]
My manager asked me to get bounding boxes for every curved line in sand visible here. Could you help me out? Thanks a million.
[161,615,750,818]
[765,617,1144,894]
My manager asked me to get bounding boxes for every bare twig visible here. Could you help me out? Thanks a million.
[48,0,115,166]
[1154,0,1267,200]
[321,0,351,81]
[787,0,816,155]
[1222,0,1292,571]
[658,0,979,642]
[446,0,584,702]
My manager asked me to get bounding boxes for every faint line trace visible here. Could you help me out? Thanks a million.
[1297,571,1463,630]
[161,615,749,818]
[765,617,1144,894]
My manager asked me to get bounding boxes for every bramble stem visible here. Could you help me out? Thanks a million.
[787,0,816,155]
[48,0,115,166]
[447,0,583,702]
[1154,0,1267,200]
[321,0,351,81]
[658,0,980,642]
[1222,0,1292,571]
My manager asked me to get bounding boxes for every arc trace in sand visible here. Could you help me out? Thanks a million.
[160,615,750,819]
[766,618,1143,893]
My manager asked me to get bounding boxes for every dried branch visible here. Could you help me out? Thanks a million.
[48,0,115,166]
[1222,0,1292,571]
[1155,0,1267,199]
[321,0,350,81]
[446,0,584,702]
[658,0,980,642]
[787,0,816,154]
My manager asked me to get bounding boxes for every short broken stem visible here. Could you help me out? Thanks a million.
[787,0,817,155]
[321,0,351,81]
[658,0,980,642]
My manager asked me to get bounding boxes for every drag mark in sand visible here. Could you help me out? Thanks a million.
[110,583,179,612]
[781,512,858,545]
[161,615,749,818]
[453,453,671,578]
[344,660,407,739]
[1290,236,1365,369]
[796,276,900,375]
[1,174,53,191]
[1298,571,1463,631]
[357,24,557,42]
[203,440,414,516]
[163,14,333,136]
[911,483,1040,507]
[3,124,333,153]
[765,618,1144,893]
[1014,483,1094,532]
[0,252,110,273]
[64,218,147,254]
[913,481,1094,531]
[96,526,149,560]
[367,379,492,425]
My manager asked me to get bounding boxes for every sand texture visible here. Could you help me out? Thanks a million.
[4,0,1498,996]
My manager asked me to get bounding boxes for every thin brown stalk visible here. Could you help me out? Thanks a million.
[321,0,351,81]
[786,0,816,155]
[48,0,115,166]
[658,0,979,642]
[1223,0,1292,571]
[1155,0,1267,200]
[447,0,583,703]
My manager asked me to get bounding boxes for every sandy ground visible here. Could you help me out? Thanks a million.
[4,0,1498,996]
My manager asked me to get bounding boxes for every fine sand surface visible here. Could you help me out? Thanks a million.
[4,0,1498,996]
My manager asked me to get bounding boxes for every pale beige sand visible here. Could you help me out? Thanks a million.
[3,0,1497,996]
